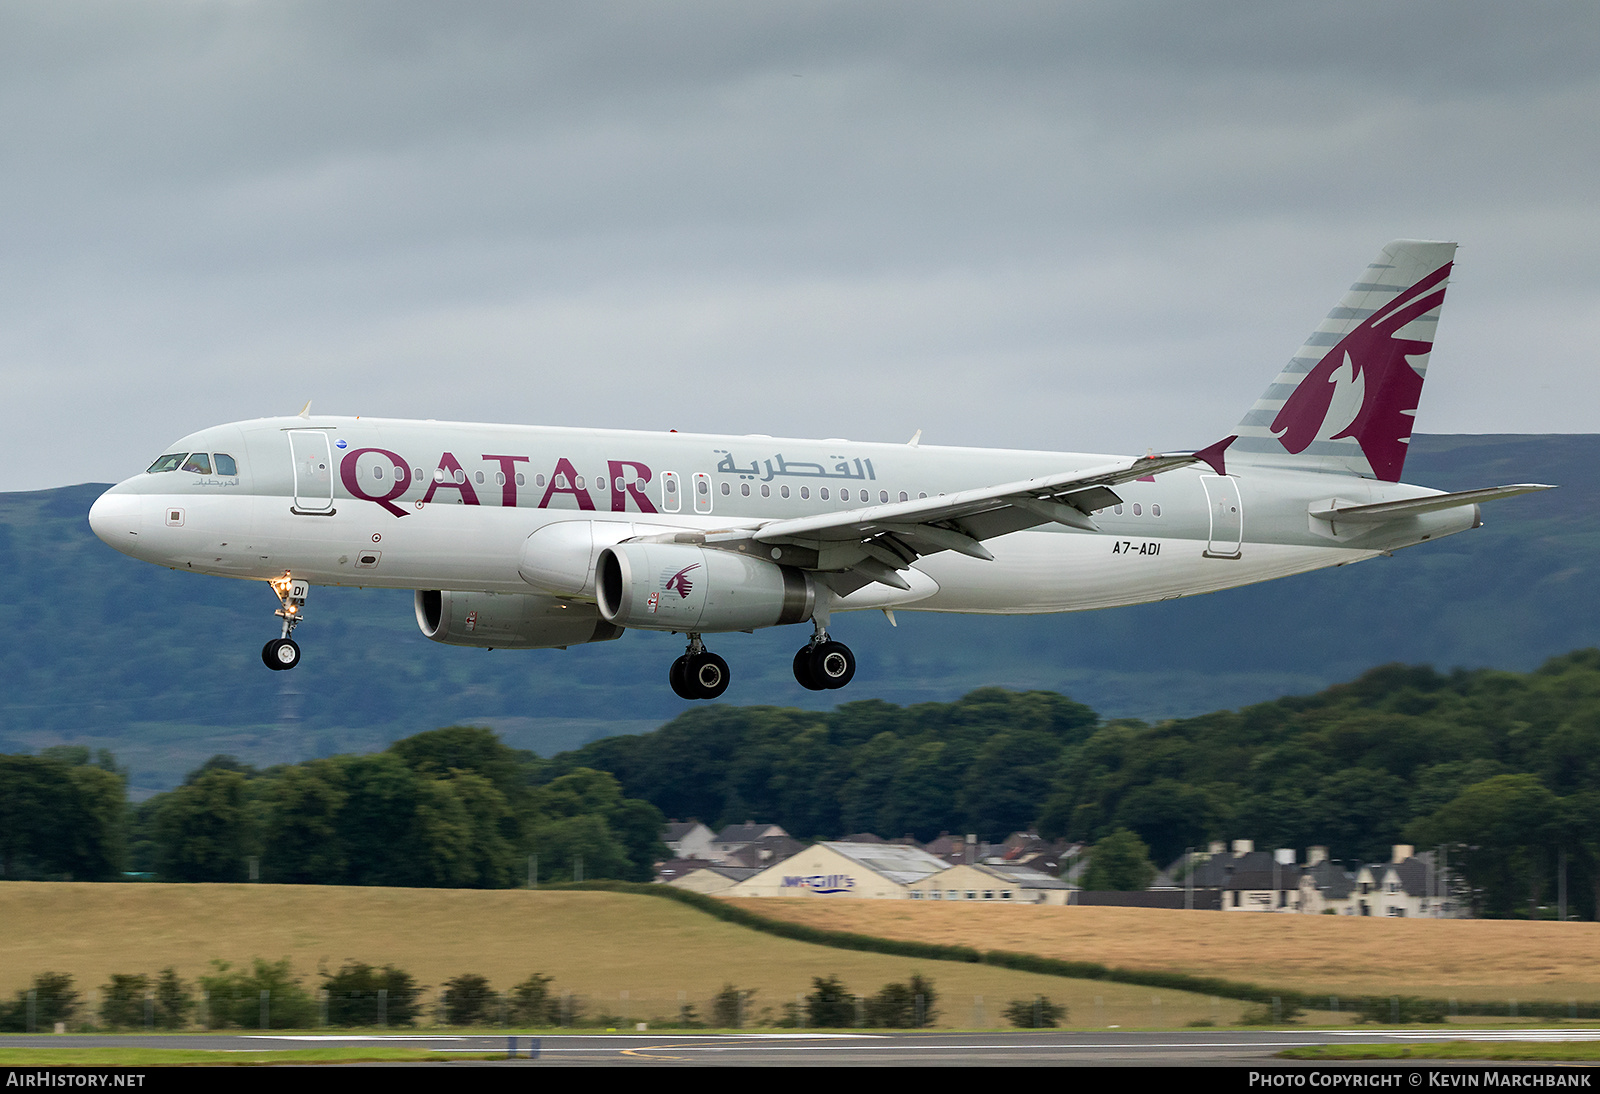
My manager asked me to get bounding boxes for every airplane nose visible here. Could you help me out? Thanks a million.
[88,489,144,550]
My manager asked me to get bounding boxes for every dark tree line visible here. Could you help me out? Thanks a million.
[129,726,667,886]
[545,651,1600,919]
[0,747,125,880]
[0,727,664,886]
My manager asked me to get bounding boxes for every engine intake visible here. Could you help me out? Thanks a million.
[596,542,815,632]
[415,590,623,649]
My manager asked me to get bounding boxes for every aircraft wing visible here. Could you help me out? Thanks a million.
[720,440,1232,593]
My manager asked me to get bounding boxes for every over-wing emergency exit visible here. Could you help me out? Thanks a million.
[89,241,1552,699]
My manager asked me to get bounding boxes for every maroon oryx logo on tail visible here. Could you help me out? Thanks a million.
[662,563,700,599]
[1270,261,1451,482]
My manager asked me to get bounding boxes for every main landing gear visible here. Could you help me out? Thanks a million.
[669,633,730,700]
[262,573,309,671]
[793,622,856,691]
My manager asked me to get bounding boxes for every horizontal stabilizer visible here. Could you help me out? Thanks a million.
[1309,484,1555,524]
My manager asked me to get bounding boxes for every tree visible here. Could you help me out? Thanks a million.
[441,974,498,1026]
[1408,773,1561,917]
[320,962,421,1027]
[507,973,558,1027]
[865,974,938,1028]
[152,968,193,1030]
[1004,996,1066,1028]
[805,975,856,1028]
[260,763,347,884]
[711,983,755,1028]
[199,959,314,1030]
[1081,828,1156,891]
[98,974,149,1029]
[152,768,255,882]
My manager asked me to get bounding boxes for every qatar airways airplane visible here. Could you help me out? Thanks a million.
[89,240,1550,699]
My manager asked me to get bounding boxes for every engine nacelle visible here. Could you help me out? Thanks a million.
[414,590,624,649]
[596,542,816,633]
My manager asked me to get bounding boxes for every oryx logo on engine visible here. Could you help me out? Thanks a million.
[662,563,700,599]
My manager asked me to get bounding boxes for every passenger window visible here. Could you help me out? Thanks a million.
[1133,503,1142,516]
[1152,503,1161,517]
[800,486,810,500]
[899,491,908,502]
[181,453,212,475]
[697,480,708,495]
[1114,504,1123,515]
[820,488,830,500]
[575,476,585,489]
[720,482,730,496]
[146,453,187,474]
[740,483,750,496]
[214,453,238,476]
[761,484,770,498]
[373,465,385,480]
[515,473,525,486]
[781,485,790,498]
[880,490,889,503]
[475,471,485,485]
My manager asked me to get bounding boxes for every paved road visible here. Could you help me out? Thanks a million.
[3,1028,1599,1066]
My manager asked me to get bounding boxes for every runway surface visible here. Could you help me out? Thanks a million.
[4,1028,1600,1066]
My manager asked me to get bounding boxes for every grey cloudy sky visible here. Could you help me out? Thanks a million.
[4,1,1597,492]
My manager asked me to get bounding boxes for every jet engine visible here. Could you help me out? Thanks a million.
[414,590,623,649]
[596,542,816,632]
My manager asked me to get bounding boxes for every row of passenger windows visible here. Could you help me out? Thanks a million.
[715,482,923,503]
[1111,503,1161,517]
[146,452,239,476]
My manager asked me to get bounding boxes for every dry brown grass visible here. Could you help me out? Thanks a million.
[0,883,1249,1028]
[730,899,1600,1002]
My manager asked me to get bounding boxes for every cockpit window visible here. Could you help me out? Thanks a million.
[146,453,187,473]
[214,453,238,476]
[181,453,212,475]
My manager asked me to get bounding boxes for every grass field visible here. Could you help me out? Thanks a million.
[0,883,1250,1029]
[732,899,1600,1003]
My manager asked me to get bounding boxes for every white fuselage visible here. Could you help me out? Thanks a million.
[89,415,1476,623]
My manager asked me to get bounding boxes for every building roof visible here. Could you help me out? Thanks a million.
[715,822,789,845]
[663,821,713,843]
[823,841,950,885]
[971,863,1075,890]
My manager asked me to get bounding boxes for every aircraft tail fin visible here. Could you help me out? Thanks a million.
[1230,240,1457,482]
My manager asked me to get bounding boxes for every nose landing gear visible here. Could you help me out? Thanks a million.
[262,573,309,671]
[669,633,730,700]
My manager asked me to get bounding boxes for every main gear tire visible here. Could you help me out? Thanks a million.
[808,641,855,690]
[793,646,825,690]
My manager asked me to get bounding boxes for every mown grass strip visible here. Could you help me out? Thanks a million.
[1282,1042,1600,1061]
[0,1047,505,1066]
